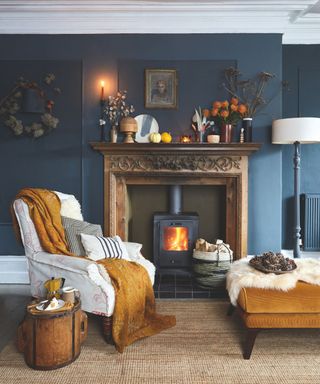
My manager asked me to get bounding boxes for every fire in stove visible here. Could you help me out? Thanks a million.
[163,226,189,251]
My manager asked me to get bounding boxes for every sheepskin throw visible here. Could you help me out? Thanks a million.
[226,258,320,306]
[55,191,83,221]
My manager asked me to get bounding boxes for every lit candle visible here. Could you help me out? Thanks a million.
[180,135,191,143]
[100,80,105,101]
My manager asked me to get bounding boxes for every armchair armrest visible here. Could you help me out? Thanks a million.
[32,252,96,275]
[136,253,156,285]
[123,242,156,285]
[31,251,115,316]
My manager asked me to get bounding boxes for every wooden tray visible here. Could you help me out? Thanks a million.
[249,261,297,275]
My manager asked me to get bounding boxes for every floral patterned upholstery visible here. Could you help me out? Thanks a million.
[13,195,155,317]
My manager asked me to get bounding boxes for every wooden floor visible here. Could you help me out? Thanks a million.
[0,284,31,352]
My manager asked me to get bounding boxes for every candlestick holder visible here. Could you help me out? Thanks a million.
[100,98,107,141]
[99,119,107,141]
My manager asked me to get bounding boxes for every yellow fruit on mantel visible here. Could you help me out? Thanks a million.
[149,132,161,143]
[161,132,172,143]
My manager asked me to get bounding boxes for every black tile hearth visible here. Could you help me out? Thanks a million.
[175,292,193,299]
[193,291,211,299]
[159,292,176,299]
[153,273,228,299]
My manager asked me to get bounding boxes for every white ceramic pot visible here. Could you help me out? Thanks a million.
[207,134,220,143]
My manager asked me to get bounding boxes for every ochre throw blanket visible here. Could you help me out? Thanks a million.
[12,188,73,256]
[98,258,176,353]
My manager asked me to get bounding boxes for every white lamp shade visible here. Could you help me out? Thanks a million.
[272,117,320,144]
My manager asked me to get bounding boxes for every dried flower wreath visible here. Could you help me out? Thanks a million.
[0,73,61,138]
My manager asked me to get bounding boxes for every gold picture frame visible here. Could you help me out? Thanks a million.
[145,69,178,109]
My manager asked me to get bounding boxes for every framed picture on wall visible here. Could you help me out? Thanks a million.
[145,69,178,109]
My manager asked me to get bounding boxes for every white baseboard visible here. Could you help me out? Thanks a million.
[0,255,30,284]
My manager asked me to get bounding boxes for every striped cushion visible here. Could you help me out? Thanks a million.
[80,233,129,261]
[61,216,103,256]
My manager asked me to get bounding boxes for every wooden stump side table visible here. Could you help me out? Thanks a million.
[17,299,87,370]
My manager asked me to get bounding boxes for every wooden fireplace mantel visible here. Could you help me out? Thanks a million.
[90,142,261,156]
[90,142,261,259]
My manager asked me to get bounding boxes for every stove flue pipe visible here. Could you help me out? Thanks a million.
[169,185,182,215]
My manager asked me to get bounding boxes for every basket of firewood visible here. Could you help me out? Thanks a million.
[192,239,233,289]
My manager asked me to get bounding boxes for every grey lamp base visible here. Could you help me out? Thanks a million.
[293,141,301,258]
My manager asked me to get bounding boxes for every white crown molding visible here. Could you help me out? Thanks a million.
[0,0,319,44]
[284,13,320,43]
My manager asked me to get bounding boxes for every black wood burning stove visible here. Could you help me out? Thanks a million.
[153,185,199,274]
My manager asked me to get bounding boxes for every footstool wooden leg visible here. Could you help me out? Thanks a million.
[227,304,235,316]
[102,315,113,344]
[243,329,259,360]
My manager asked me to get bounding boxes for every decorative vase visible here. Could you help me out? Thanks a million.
[199,131,205,143]
[242,118,253,142]
[220,124,233,143]
[120,117,138,143]
[110,125,118,143]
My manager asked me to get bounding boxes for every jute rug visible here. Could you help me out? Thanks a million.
[1,300,320,384]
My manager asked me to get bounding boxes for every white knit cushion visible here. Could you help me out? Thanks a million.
[80,234,129,261]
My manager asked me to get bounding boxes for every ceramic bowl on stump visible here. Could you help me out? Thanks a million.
[120,117,138,143]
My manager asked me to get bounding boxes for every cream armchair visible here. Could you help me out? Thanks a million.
[13,192,155,340]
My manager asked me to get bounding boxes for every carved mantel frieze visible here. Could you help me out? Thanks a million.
[110,155,241,172]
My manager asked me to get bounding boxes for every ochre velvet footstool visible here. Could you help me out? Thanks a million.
[229,281,320,359]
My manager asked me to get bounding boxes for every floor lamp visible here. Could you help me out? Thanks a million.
[272,117,320,258]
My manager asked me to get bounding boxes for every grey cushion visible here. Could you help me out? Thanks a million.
[61,216,103,256]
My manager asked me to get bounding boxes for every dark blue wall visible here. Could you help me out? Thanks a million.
[282,45,320,249]
[0,34,282,256]
[118,59,235,137]
[0,60,82,254]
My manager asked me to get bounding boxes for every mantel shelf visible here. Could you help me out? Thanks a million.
[90,142,262,156]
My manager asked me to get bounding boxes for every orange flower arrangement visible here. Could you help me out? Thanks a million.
[210,97,247,125]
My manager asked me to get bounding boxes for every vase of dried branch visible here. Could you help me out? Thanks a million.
[110,125,118,143]
[220,124,233,143]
